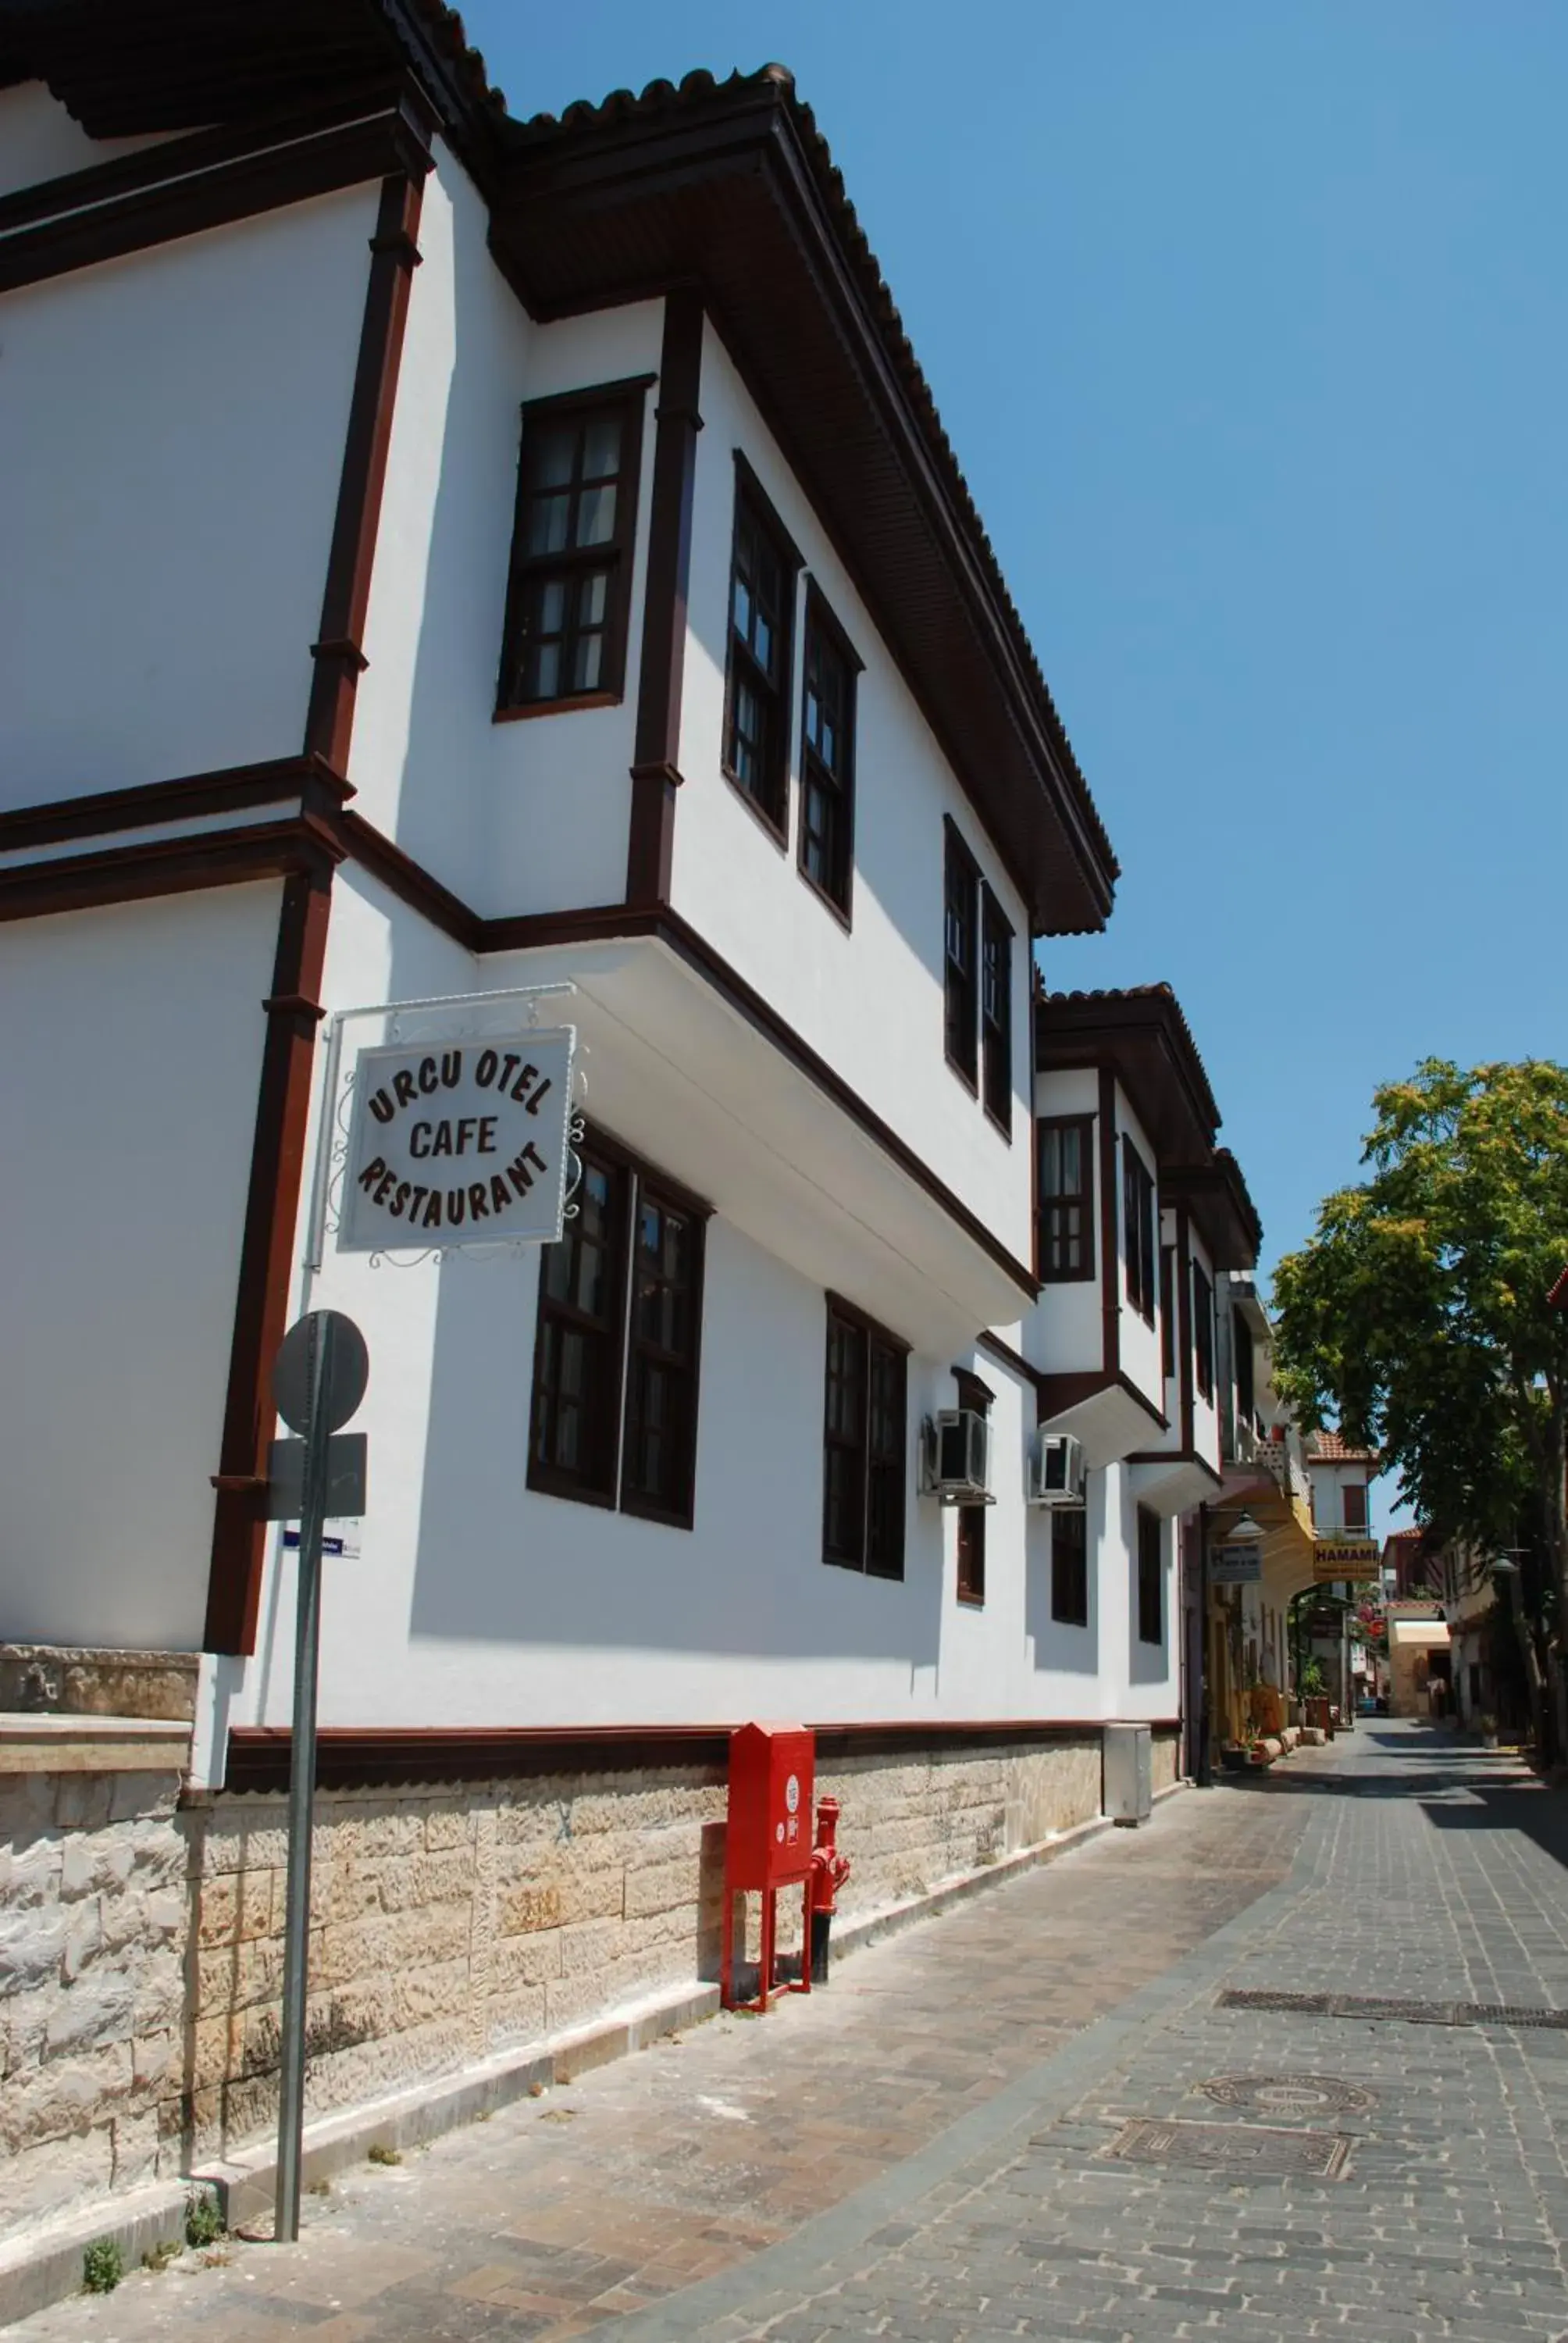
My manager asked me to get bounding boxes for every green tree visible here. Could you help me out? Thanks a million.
[1272,1059,1568,1746]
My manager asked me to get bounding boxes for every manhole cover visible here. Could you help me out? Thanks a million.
[1200,2074,1375,2117]
[1105,2119,1351,2180]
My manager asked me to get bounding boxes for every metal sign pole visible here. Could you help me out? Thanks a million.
[273,1314,337,2243]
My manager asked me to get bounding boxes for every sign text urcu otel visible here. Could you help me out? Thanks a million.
[338,1028,576,1252]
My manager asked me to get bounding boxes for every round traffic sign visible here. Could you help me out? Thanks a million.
[272,1311,369,1435]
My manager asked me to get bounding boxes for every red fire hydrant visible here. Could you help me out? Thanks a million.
[807,1796,851,1985]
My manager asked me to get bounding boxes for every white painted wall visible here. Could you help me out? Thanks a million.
[672,322,1033,1264]
[190,869,1168,1753]
[1309,1464,1370,1532]
[0,884,281,1649]
[1027,1066,1102,1375]
[0,182,378,807]
[349,144,662,914]
[1190,1225,1221,1467]
[0,83,173,199]
[1104,1464,1178,1708]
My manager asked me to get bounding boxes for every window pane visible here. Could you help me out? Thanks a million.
[526,420,576,491]
[726,490,794,822]
[824,1311,868,1567]
[529,1153,626,1503]
[503,395,639,711]
[576,482,617,547]
[573,633,603,693]
[621,1188,703,1520]
[580,413,622,479]
[525,494,571,556]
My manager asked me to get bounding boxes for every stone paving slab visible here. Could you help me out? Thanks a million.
[12,1766,1304,2341]
[20,1724,1568,2343]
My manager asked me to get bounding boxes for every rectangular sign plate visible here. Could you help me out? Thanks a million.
[1211,1541,1263,1585]
[266,1433,367,1520]
[1314,1539,1381,1581]
[338,1027,576,1253]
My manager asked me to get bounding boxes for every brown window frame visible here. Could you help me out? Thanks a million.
[496,376,652,721]
[943,818,980,1090]
[1342,1482,1369,1531]
[957,1504,986,1608]
[1122,1139,1157,1325]
[980,886,1014,1136]
[1192,1261,1215,1403]
[822,1295,909,1581]
[723,454,801,839]
[953,1367,992,1607]
[1051,1502,1089,1627]
[528,1128,709,1531]
[1160,1244,1176,1379]
[1137,1504,1164,1646]
[797,585,861,922]
[1036,1114,1096,1282]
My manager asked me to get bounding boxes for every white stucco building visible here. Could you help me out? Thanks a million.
[0,0,1261,2253]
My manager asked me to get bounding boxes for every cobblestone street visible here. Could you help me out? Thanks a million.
[22,1724,1568,2343]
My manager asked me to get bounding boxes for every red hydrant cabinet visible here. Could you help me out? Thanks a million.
[722,1724,814,2010]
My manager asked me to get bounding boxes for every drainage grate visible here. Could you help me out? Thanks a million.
[1219,1990,1330,2013]
[1330,1995,1459,2026]
[1218,1988,1568,2032]
[1106,2118,1351,2181]
[1459,2004,1568,2031]
[1201,2074,1376,2117]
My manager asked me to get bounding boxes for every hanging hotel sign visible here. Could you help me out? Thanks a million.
[1313,1536,1381,1582]
[338,1027,577,1252]
[1210,1540,1263,1585]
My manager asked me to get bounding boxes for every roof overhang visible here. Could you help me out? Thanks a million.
[1035,1368,1166,1470]
[1162,1150,1263,1271]
[479,929,1036,1354]
[1128,1450,1223,1519]
[0,0,502,148]
[1035,987,1219,1165]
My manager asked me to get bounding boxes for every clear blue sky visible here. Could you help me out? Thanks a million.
[461,2,1566,1527]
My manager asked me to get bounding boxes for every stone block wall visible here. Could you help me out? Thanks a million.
[180,1762,733,2160]
[1151,1725,1181,1794]
[0,1767,189,2241]
[2,1728,1111,2238]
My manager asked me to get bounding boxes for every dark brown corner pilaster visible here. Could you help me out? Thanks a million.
[1099,1065,1119,1376]
[625,287,704,907]
[304,167,428,771]
[205,847,337,1653]
[205,150,429,1656]
[1175,1201,1194,1451]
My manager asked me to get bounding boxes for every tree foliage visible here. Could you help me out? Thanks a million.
[1272,1059,1568,1630]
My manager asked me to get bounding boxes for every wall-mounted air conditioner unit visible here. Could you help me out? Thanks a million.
[921,1409,992,1503]
[1027,1430,1085,1507]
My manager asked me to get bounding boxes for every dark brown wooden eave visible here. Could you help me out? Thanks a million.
[1035,986,1221,1170]
[1161,1150,1263,1274]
